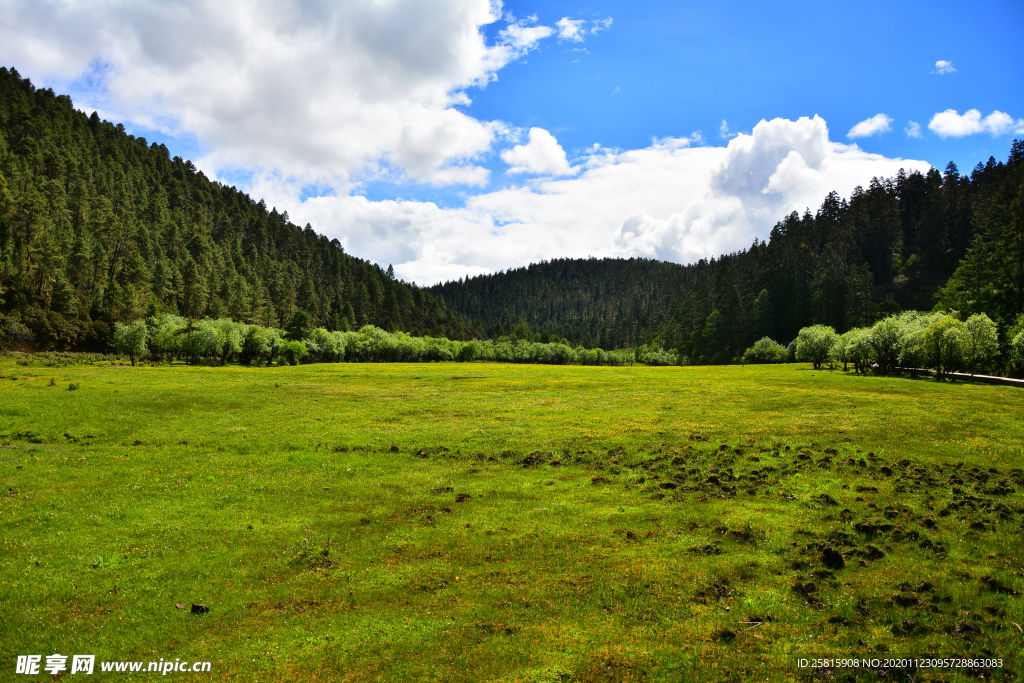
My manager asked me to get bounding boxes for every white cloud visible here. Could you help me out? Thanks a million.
[0,5,931,287]
[556,16,612,42]
[933,60,956,75]
[904,121,922,139]
[718,120,736,139]
[0,0,554,187]
[847,113,893,138]
[286,116,931,284]
[590,18,613,35]
[500,128,578,176]
[928,108,1024,138]
[497,14,554,54]
[556,17,586,42]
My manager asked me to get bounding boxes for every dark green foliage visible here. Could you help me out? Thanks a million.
[0,67,473,350]
[936,141,1024,333]
[434,144,1024,363]
[431,257,689,349]
[284,310,310,341]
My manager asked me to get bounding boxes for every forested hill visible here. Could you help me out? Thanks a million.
[433,141,1024,363]
[431,257,690,349]
[0,67,475,350]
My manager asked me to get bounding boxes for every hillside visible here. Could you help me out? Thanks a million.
[432,257,690,349]
[433,142,1024,362]
[3,64,1021,359]
[0,67,475,351]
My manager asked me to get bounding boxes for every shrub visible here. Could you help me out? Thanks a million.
[867,316,903,375]
[306,328,346,363]
[240,326,281,366]
[961,313,999,376]
[795,325,837,370]
[922,316,964,380]
[742,337,788,364]
[1008,314,1024,377]
[113,319,148,366]
[146,315,186,359]
[895,311,945,370]
[0,315,34,351]
[279,340,308,366]
[1010,329,1024,377]
[638,345,677,366]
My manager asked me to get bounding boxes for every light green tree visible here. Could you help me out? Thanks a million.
[214,318,244,365]
[1008,314,1024,377]
[922,316,964,381]
[1010,329,1024,376]
[279,340,308,366]
[831,327,876,373]
[795,325,837,370]
[896,311,950,372]
[113,319,148,366]
[867,316,903,375]
[961,313,999,377]
[743,337,788,364]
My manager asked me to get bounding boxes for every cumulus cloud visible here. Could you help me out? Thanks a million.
[556,17,586,42]
[285,116,931,284]
[904,121,922,139]
[928,109,1024,138]
[847,114,893,138]
[718,120,737,139]
[498,14,554,54]
[933,60,956,74]
[0,0,554,187]
[0,5,930,286]
[500,127,578,176]
[555,16,612,41]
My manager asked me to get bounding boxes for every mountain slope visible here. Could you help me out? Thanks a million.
[433,141,1024,361]
[0,67,475,350]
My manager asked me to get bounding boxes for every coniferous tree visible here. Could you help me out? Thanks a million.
[0,67,474,350]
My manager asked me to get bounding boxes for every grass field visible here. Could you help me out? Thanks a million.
[1,359,1023,681]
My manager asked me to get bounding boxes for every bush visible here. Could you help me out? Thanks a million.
[795,325,837,370]
[638,345,677,366]
[0,314,34,351]
[1010,329,1024,377]
[922,316,964,380]
[146,315,186,359]
[239,326,282,366]
[1008,314,1024,377]
[867,316,902,375]
[112,319,148,366]
[279,340,308,366]
[742,337,788,364]
[893,311,939,370]
[961,313,999,376]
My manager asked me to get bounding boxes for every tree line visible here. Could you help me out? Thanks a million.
[4,64,1022,374]
[112,312,641,367]
[0,67,475,352]
[433,142,1024,366]
[791,311,1024,379]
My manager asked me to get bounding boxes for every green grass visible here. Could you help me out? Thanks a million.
[1,360,1023,681]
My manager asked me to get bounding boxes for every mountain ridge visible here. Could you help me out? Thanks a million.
[0,67,478,350]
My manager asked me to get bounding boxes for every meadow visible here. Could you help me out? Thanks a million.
[1,359,1023,681]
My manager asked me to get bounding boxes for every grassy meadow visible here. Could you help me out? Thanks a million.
[1,359,1023,681]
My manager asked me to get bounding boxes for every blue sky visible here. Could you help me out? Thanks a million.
[364,0,1024,208]
[1,0,1022,283]
[471,0,1023,189]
